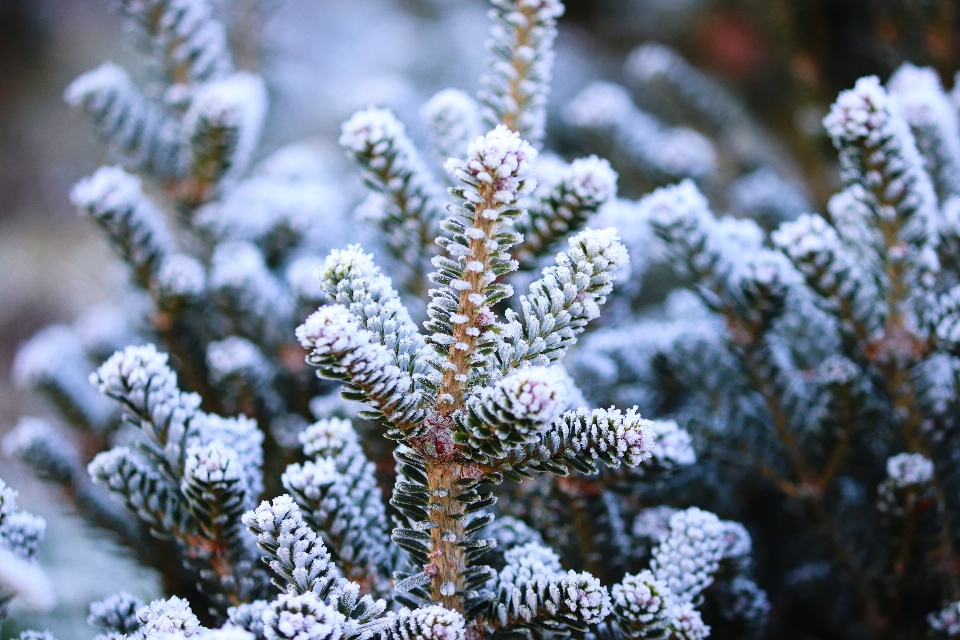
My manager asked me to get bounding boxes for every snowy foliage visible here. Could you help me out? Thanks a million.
[5,2,783,639]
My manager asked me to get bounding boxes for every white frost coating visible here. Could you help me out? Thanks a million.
[136,596,202,637]
[240,495,343,596]
[206,336,270,384]
[612,569,694,637]
[632,506,679,542]
[297,305,378,357]
[339,107,406,153]
[650,420,697,468]
[929,601,960,636]
[729,167,810,223]
[185,71,267,178]
[70,166,175,274]
[500,542,563,583]
[670,602,710,640]
[65,62,183,178]
[286,255,327,304]
[0,547,55,613]
[480,0,564,147]
[823,75,937,244]
[624,42,679,81]
[650,507,726,603]
[12,324,115,428]
[564,82,716,180]
[157,254,206,299]
[547,406,655,468]
[65,61,129,106]
[885,452,934,488]
[262,591,346,640]
[562,156,618,208]
[487,366,568,427]
[183,440,243,486]
[296,305,424,429]
[445,125,538,205]
[298,418,358,459]
[210,241,292,338]
[382,605,465,640]
[888,63,960,198]
[563,82,634,129]
[421,89,481,163]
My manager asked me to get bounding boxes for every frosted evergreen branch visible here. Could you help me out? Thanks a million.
[513,156,618,266]
[823,76,937,313]
[242,495,341,595]
[182,72,267,208]
[497,227,628,371]
[88,591,145,639]
[12,325,115,433]
[425,125,537,409]
[611,570,708,640]
[3,418,149,555]
[888,63,960,201]
[421,90,481,166]
[115,0,233,85]
[452,366,567,463]
[379,605,465,640]
[135,595,202,637]
[226,600,268,640]
[206,336,282,416]
[642,180,735,308]
[88,446,191,539]
[296,305,427,437]
[0,479,46,562]
[564,81,717,183]
[340,107,445,291]
[91,345,267,610]
[488,542,610,633]
[773,213,883,341]
[496,407,655,478]
[479,0,564,148]
[261,592,346,640]
[65,62,184,179]
[649,508,726,603]
[91,344,202,474]
[318,245,431,380]
[71,166,176,290]
[282,419,392,583]
[240,496,387,629]
[210,241,294,347]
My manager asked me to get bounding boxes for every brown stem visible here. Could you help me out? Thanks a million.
[425,460,469,610]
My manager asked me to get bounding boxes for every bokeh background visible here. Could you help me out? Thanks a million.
[0,0,957,636]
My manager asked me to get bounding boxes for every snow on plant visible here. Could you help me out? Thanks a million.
[565,65,960,637]
[3,1,758,639]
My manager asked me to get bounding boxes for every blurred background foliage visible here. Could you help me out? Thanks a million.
[0,0,957,636]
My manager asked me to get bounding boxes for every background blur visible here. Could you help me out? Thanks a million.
[0,0,956,635]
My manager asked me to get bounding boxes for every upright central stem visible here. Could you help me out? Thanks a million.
[439,185,497,411]
[425,460,468,610]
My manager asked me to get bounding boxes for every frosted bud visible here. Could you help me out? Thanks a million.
[136,597,202,638]
[564,156,618,207]
[494,367,567,427]
[564,82,634,128]
[445,125,538,205]
[383,606,465,640]
[156,254,206,299]
[298,418,358,459]
[262,592,346,640]
[885,453,934,488]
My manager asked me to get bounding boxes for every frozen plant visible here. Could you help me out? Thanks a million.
[0,478,51,621]
[5,1,761,639]
[567,66,960,637]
